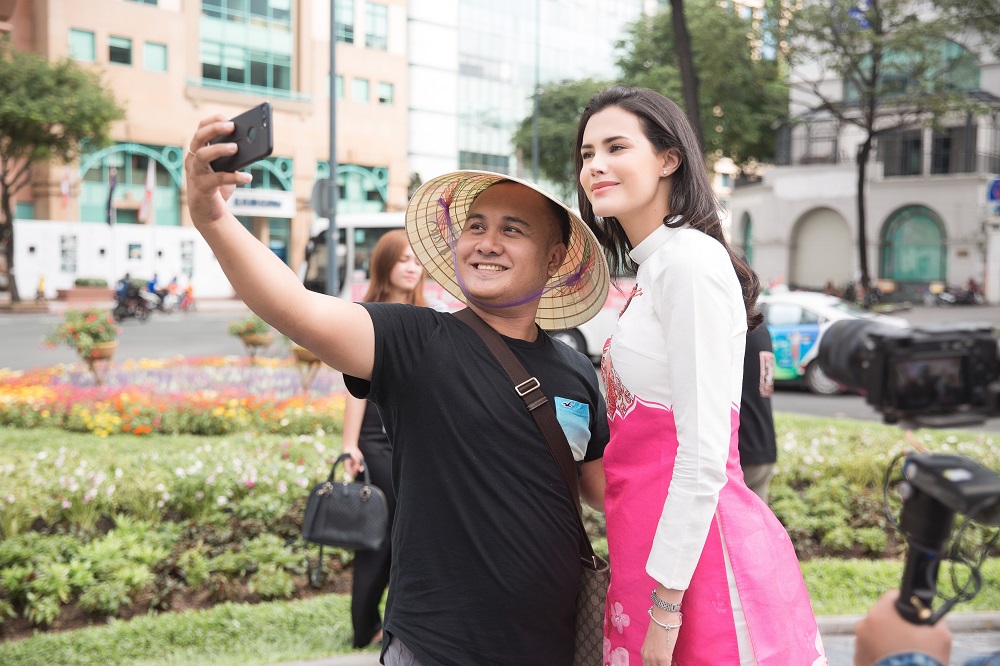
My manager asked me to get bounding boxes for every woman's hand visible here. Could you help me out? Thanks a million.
[642,586,683,665]
[341,444,365,480]
[641,609,680,666]
[184,116,253,226]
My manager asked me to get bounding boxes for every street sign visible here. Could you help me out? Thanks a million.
[310,178,333,218]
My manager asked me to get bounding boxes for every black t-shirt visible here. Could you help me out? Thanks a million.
[738,324,778,465]
[344,304,609,666]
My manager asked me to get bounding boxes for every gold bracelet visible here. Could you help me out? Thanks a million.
[647,608,682,631]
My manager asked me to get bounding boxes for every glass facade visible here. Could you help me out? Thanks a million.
[456,0,644,177]
[200,0,293,94]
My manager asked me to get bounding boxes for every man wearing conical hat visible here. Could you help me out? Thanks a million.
[186,114,610,666]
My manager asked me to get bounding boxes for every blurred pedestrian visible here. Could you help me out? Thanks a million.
[340,230,427,648]
[738,322,777,503]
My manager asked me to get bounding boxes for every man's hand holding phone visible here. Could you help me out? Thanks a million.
[208,102,274,173]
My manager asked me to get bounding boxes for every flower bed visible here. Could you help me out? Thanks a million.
[0,357,346,437]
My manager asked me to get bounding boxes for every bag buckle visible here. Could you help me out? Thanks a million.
[360,485,372,501]
[515,377,540,396]
[317,481,334,497]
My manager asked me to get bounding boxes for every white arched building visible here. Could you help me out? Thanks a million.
[732,39,1000,302]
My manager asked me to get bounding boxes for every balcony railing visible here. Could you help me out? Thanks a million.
[768,120,1000,179]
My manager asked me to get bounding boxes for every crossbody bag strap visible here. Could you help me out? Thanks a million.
[454,308,596,561]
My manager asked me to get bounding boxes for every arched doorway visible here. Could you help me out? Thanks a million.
[789,208,852,289]
[880,205,946,282]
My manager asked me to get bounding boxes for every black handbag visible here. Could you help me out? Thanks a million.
[303,453,389,587]
[454,308,610,666]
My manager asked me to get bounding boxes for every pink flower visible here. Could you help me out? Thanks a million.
[610,601,630,634]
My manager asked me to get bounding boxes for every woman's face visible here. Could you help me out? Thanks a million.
[389,245,423,295]
[579,106,676,233]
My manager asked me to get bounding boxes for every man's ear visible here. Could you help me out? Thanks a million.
[661,148,682,177]
[547,243,567,278]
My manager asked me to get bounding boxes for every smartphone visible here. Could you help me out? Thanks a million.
[209,102,274,172]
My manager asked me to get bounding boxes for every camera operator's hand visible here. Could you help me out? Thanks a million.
[854,591,952,666]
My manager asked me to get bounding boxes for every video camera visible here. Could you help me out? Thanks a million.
[818,319,1000,428]
[816,319,1000,624]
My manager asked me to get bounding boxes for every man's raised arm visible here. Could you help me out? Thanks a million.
[185,114,374,380]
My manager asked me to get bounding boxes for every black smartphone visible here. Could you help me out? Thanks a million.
[209,102,274,172]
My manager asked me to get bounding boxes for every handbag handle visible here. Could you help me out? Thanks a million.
[328,452,372,486]
[454,308,597,563]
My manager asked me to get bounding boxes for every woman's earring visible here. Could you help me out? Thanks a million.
[661,169,668,176]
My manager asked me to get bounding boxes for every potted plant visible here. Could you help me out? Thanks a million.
[228,313,273,351]
[43,308,121,360]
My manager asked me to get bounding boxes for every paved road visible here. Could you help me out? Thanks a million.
[0,299,260,371]
[7,301,1000,430]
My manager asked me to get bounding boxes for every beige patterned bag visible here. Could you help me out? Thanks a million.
[575,553,611,665]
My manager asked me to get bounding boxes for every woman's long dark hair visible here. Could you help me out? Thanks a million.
[574,85,762,330]
[362,229,427,305]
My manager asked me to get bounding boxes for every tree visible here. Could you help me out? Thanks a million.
[669,0,704,149]
[0,37,124,302]
[787,0,1000,303]
[616,0,789,164]
[512,78,610,199]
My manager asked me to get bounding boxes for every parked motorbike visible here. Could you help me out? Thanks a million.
[112,288,152,322]
[936,283,986,307]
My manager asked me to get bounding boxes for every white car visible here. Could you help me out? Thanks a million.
[759,290,910,394]
[550,280,635,362]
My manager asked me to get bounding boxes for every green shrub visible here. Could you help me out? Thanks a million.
[247,564,295,600]
[76,580,132,616]
[73,278,109,288]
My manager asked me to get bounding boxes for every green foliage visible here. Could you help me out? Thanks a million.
[73,278,109,288]
[24,591,62,626]
[76,580,132,616]
[616,0,788,163]
[511,78,611,199]
[247,564,296,601]
[0,35,125,301]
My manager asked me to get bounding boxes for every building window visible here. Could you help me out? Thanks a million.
[353,78,369,103]
[459,151,511,173]
[144,42,167,72]
[365,2,388,50]
[931,126,977,175]
[336,0,355,44]
[200,0,293,94]
[109,36,133,65]
[335,75,344,100]
[880,129,923,177]
[69,29,95,63]
[377,82,394,105]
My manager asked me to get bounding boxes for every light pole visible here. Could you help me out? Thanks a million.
[325,1,340,297]
[531,0,541,183]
